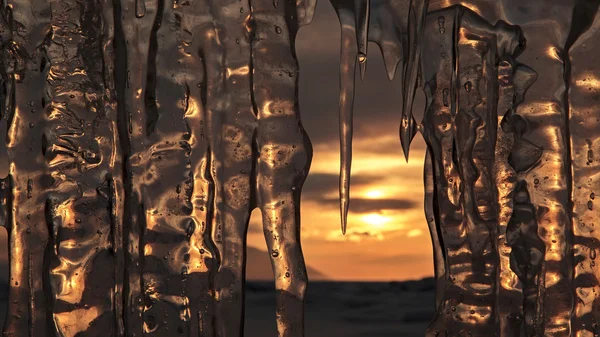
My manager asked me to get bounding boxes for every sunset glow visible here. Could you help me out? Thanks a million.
[242,12,435,280]
[364,189,385,198]
[362,213,390,229]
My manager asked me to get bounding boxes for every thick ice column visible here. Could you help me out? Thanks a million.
[41,0,124,335]
[424,149,445,308]
[117,0,221,335]
[567,3,600,336]
[504,1,578,334]
[1,0,53,335]
[117,0,160,333]
[419,5,529,336]
[206,0,256,336]
[251,0,312,336]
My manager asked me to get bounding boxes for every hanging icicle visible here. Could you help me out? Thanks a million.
[329,0,369,235]
[399,0,428,161]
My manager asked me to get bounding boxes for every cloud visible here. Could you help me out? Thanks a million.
[302,173,419,213]
[326,229,385,242]
[319,197,417,213]
[332,252,432,265]
[302,173,385,197]
[407,228,424,237]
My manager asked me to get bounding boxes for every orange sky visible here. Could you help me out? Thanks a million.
[245,2,434,281]
[245,141,434,281]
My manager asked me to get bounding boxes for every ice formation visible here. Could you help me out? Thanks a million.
[2,0,600,336]
[330,0,600,336]
[0,0,315,336]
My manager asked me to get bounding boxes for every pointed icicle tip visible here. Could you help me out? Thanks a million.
[400,125,410,162]
[400,0,429,162]
[384,57,400,82]
[401,135,411,162]
[399,116,418,162]
[341,198,349,235]
[340,161,351,235]
[369,1,403,82]
[359,56,367,80]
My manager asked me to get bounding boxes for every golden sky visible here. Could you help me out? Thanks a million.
[246,140,433,281]
[246,1,434,281]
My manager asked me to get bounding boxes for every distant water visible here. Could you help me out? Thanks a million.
[244,279,435,337]
[0,279,435,337]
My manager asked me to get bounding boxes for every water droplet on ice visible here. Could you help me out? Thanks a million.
[358,53,367,63]
[464,81,473,92]
[135,0,146,18]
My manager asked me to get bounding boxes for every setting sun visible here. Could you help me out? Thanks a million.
[364,189,385,198]
[361,213,390,229]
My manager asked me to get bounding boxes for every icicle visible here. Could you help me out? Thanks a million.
[330,0,361,235]
[419,6,535,336]
[202,9,226,337]
[424,149,445,308]
[135,0,146,18]
[129,0,227,333]
[252,1,311,337]
[205,0,256,336]
[329,0,371,235]
[400,0,428,161]
[98,0,126,333]
[117,0,161,334]
[368,0,406,81]
[355,0,369,79]
[506,181,545,336]
[39,0,126,333]
[566,4,600,335]
[175,3,220,337]
[495,59,524,337]
[2,0,53,334]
